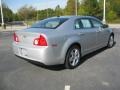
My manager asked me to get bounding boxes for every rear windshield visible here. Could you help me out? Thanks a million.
[31,18,68,29]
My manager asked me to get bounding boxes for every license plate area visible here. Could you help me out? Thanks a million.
[19,48,27,57]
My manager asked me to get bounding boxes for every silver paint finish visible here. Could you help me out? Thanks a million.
[13,16,114,65]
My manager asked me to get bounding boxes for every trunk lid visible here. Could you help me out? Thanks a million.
[15,28,52,46]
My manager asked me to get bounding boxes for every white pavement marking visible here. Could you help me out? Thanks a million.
[102,81,110,86]
[65,85,70,90]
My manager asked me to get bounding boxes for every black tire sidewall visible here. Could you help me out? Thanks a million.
[65,45,81,69]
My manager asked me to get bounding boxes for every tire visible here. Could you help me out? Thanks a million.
[65,45,81,69]
[107,35,114,48]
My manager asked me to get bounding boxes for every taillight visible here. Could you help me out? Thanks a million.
[13,32,19,42]
[33,35,47,46]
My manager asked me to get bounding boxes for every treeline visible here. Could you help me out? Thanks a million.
[0,0,120,23]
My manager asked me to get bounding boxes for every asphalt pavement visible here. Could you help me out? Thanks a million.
[0,28,120,90]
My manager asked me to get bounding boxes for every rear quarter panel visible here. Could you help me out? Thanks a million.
[46,29,85,64]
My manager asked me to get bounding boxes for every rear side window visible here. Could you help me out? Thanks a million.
[31,18,68,29]
[75,19,82,29]
[81,19,92,28]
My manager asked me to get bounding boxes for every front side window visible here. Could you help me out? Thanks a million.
[91,19,103,28]
[81,19,92,28]
[31,18,68,29]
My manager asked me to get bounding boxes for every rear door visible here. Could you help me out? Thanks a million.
[75,18,98,54]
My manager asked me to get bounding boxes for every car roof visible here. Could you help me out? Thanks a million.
[53,15,97,18]
[51,15,101,21]
[39,16,101,22]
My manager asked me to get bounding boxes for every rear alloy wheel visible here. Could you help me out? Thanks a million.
[65,45,81,69]
[107,35,114,48]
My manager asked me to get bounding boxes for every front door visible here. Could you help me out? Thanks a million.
[90,18,108,47]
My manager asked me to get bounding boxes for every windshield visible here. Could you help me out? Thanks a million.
[31,18,68,29]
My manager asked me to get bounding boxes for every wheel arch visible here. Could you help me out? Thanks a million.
[110,32,114,38]
[67,43,81,51]
[61,41,82,64]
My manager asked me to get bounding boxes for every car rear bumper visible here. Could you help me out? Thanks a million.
[12,43,61,65]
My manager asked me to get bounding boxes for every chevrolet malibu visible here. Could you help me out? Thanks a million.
[13,16,114,69]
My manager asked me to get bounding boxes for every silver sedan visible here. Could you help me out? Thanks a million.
[13,16,114,69]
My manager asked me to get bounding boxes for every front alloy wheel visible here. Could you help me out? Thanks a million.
[107,35,114,48]
[65,45,81,69]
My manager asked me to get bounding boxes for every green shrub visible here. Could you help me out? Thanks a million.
[107,10,117,21]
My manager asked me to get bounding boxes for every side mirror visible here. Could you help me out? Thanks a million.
[102,24,109,28]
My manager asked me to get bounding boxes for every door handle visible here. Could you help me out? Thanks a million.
[96,30,100,32]
[81,33,85,36]
[96,30,101,32]
[78,33,85,36]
